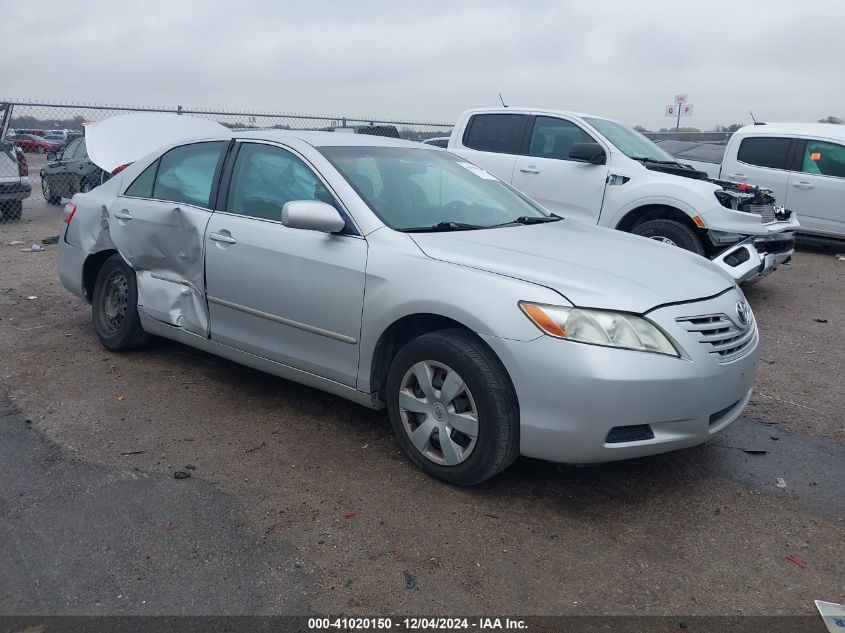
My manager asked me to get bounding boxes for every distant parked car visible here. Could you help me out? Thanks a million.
[12,134,61,154]
[41,137,108,204]
[43,132,67,149]
[0,142,31,221]
[14,128,47,138]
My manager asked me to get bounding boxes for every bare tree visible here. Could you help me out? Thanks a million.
[818,115,843,124]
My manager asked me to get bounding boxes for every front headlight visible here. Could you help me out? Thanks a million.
[519,302,679,357]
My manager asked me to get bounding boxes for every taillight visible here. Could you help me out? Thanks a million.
[15,149,28,176]
[63,202,77,224]
[111,163,130,175]
[735,183,754,192]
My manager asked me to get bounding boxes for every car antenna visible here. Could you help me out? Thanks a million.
[498,92,508,108]
[750,110,765,125]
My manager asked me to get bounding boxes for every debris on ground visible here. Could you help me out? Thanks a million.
[120,450,145,456]
[21,244,43,252]
[776,477,787,488]
[245,441,266,453]
[403,571,417,590]
[741,448,768,455]
[173,471,191,480]
[784,553,807,568]
[26,296,37,300]
[185,464,197,470]
[814,318,829,323]
[6,240,24,246]
[116,395,125,401]
[344,512,357,520]
[41,235,59,245]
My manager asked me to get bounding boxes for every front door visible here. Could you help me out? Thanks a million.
[785,138,845,237]
[204,141,367,387]
[511,115,609,223]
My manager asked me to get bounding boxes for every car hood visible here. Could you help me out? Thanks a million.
[409,220,734,313]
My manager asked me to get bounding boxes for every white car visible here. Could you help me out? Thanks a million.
[666,123,845,241]
[447,108,799,283]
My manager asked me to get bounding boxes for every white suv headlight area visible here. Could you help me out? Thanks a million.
[519,302,679,357]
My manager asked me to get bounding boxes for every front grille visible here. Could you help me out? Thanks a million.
[676,313,757,362]
[749,203,776,223]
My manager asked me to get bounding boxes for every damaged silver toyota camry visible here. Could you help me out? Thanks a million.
[58,116,759,485]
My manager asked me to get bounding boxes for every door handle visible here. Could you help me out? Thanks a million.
[208,232,237,245]
[792,181,814,189]
[113,210,133,220]
[520,166,540,174]
[727,172,746,179]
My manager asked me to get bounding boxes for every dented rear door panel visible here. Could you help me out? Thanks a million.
[108,196,213,335]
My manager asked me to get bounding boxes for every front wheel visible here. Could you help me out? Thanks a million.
[91,254,150,350]
[42,178,61,204]
[631,219,705,256]
[386,329,519,486]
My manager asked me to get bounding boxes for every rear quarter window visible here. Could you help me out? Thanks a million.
[736,137,792,170]
[463,114,527,154]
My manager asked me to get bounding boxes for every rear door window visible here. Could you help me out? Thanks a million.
[798,139,845,178]
[528,116,595,160]
[152,141,226,207]
[124,161,158,198]
[463,114,528,154]
[736,137,792,170]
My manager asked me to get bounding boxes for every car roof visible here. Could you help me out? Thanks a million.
[735,122,845,141]
[235,129,423,148]
[462,107,603,121]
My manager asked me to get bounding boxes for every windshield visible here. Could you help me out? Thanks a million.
[583,117,675,162]
[319,146,548,230]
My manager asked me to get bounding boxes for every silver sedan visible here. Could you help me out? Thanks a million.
[58,127,759,485]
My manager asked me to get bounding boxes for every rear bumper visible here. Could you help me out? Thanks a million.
[0,179,32,201]
[711,234,794,284]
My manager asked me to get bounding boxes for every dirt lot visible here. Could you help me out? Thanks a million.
[1,160,843,617]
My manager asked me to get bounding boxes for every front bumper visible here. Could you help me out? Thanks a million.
[710,234,794,284]
[481,289,759,464]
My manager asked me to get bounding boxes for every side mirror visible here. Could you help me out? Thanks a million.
[47,153,58,161]
[569,143,606,165]
[281,200,346,233]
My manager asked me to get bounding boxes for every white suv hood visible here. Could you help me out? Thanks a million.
[410,220,734,313]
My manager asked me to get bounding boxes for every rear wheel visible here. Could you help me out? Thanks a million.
[79,179,93,193]
[632,218,705,256]
[35,146,45,154]
[91,255,150,350]
[386,329,519,486]
[0,200,23,222]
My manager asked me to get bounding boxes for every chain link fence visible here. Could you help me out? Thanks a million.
[0,99,453,221]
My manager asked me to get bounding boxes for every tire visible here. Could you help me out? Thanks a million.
[79,179,93,193]
[91,254,150,350]
[36,146,45,154]
[631,218,705,256]
[0,200,23,222]
[42,178,61,205]
[386,328,519,486]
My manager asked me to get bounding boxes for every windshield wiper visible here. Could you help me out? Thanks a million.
[400,221,487,233]
[512,215,562,224]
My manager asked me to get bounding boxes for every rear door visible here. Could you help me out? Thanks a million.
[785,138,845,237]
[45,137,82,197]
[511,115,609,223]
[204,140,367,387]
[723,135,794,202]
[454,113,528,183]
[109,140,228,335]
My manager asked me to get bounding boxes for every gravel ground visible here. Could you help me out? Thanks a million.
[1,159,843,616]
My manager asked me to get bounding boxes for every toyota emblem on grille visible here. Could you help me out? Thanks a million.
[736,301,750,326]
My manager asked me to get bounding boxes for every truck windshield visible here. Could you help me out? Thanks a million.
[583,117,675,163]
[320,146,549,231]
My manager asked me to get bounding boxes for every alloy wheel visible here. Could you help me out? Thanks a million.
[398,360,479,466]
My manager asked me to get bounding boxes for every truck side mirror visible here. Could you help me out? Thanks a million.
[569,143,607,165]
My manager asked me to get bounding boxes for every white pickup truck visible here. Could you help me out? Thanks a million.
[447,108,800,283]
[659,123,845,241]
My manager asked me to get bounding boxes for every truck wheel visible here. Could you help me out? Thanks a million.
[91,255,150,350]
[386,328,519,486]
[0,200,23,222]
[632,219,705,256]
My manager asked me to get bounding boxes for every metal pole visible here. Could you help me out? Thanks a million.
[676,103,681,132]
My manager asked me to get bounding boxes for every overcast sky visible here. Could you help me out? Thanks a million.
[2,0,842,129]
